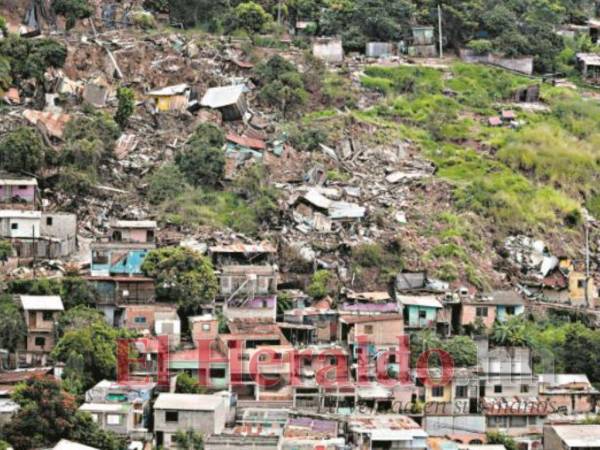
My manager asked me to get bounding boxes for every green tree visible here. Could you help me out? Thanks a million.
[52,319,125,390]
[52,0,93,30]
[231,1,272,32]
[0,295,27,365]
[442,335,478,367]
[486,432,518,450]
[141,247,218,315]
[490,316,532,347]
[3,375,124,450]
[0,15,7,34]
[146,164,187,204]
[0,36,67,81]
[57,305,105,335]
[254,55,308,116]
[64,112,120,159]
[175,124,225,187]
[114,87,135,129]
[306,270,334,299]
[0,127,46,174]
[173,429,204,450]
[60,277,98,309]
[176,372,205,394]
[0,240,12,261]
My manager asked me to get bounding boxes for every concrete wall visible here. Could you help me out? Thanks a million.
[155,403,226,437]
[540,393,595,414]
[313,38,344,63]
[89,410,131,436]
[459,49,534,75]
[0,217,40,238]
[543,426,567,450]
[26,331,55,353]
[407,306,437,327]
[41,213,77,256]
[423,415,486,436]
[351,319,404,345]
[461,304,496,328]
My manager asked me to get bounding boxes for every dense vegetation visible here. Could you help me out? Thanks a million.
[160,0,600,71]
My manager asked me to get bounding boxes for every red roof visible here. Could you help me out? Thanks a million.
[226,133,266,150]
[488,116,502,126]
[0,368,53,384]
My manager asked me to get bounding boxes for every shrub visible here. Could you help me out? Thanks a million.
[143,0,169,12]
[52,0,93,30]
[0,127,46,174]
[307,270,334,299]
[175,123,225,187]
[0,240,12,261]
[64,112,120,158]
[146,164,187,204]
[231,1,272,33]
[466,39,493,55]
[254,55,308,115]
[0,36,67,81]
[115,87,135,129]
[131,10,157,29]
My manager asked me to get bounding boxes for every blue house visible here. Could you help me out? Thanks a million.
[398,295,443,329]
[490,290,525,322]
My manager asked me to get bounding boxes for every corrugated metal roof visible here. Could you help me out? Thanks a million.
[397,295,442,308]
[112,220,157,229]
[226,133,266,150]
[0,178,37,186]
[54,439,100,450]
[201,85,245,109]
[147,83,189,96]
[154,393,224,411]
[0,210,41,219]
[22,109,71,139]
[209,242,276,253]
[20,295,64,311]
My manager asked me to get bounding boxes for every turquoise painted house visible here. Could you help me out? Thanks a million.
[398,295,443,328]
[491,290,525,322]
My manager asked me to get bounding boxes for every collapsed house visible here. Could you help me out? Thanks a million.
[200,85,248,121]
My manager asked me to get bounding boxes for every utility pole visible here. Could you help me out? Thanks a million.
[585,222,590,307]
[438,3,443,59]
[32,224,36,278]
[277,0,282,26]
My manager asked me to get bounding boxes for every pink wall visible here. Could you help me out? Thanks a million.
[461,304,496,328]
[0,185,35,202]
[129,229,149,242]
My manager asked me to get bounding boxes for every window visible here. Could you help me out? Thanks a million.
[455,385,468,398]
[494,385,503,394]
[42,311,53,321]
[106,414,122,425]
[210,368,226,378]
[46,217,53,226]
[364,325,373,335]
[578,279,586,289]
[10,223,17,230]
[134,316,146,324]
[476,307,488,317]
[35,337,46,347]
[510,416,527,427]
[165,411,178,422]
[487,416,508,427]
[520,384,529,393]
[431,386,445,398]
[419,310,427,319]
[506,306,516,316]
[202,323,211,331]
[18,185,27,190]
[329,357,337,365]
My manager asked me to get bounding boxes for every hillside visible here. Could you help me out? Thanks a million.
[0,0,599,293]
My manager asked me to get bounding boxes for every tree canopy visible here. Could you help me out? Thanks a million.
[141,246,219,315]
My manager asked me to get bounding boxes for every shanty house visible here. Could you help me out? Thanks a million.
[538,374,598,414]
[0,175,38,208]
[576,53,600,83]
[20,295,64,365]
[79,379,155,439]
[154,393,228,448]
[544,424,600,450]
[348,415,428,450]
[147,84,190,113]
[201,85,247,121]
[488,290,525,322]
[109,220,157,243]
[0,210,41,239]
[312,37,344,63]
[398,295,443,329]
